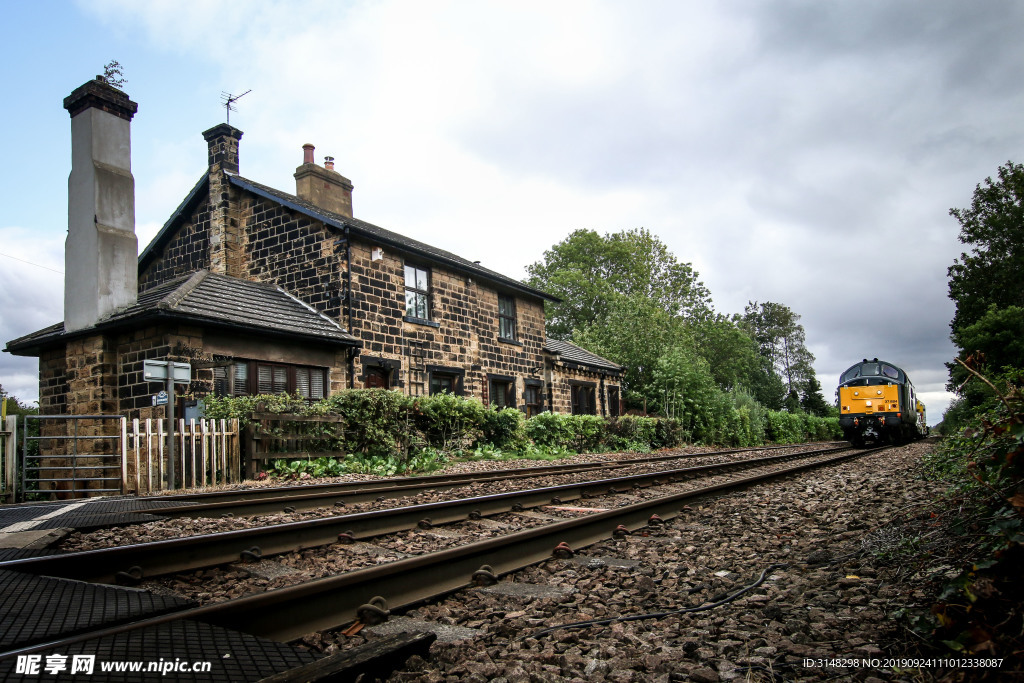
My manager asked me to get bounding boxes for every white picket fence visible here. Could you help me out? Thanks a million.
[127,418,241,493]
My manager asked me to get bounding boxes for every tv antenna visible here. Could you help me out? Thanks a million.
[220,90,251,124]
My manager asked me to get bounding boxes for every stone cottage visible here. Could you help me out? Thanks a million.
[5,79,623,422]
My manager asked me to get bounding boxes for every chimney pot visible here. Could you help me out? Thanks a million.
[295,147,353,217]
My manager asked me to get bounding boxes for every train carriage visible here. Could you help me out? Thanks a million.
[837,358,927,447]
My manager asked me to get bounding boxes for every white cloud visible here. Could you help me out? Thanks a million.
[3,0,1016,424]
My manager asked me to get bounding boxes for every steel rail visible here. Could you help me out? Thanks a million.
[136,442,838,519]
[134,441,828,509]
[0,445,882,660]
[0,445,851,584]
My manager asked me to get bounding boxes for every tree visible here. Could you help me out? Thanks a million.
[0,384,37,416]
[526,228,711,340]
[741,301,816,396]
[799,374,834,417]
[573,293,687,412]
[948,161,1024,334]
[946,162,1024,417]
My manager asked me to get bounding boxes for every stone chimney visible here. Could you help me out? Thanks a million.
[62,77,139,333]
[202,124,244,276]
[294,144,354,217]
[203,123,243,174]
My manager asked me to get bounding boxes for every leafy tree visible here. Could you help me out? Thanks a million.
[0,385,36,416]
[799,374,834,417]
[741,301,816,396]
[945,162,1024,418]
[687,314,786,409]
[573,293,686,412]
[948,161,1024,334]
[653,343,718,422]
[526,228,711,340]
[947,305,1024,414]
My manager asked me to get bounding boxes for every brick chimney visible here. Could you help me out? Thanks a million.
[202,124,244,276]
[62,77,139,332]
[294,144,354,217]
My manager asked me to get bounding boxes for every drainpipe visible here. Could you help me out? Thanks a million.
[345,225,355,389]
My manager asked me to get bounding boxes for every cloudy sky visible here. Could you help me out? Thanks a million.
[2,1,1022,422]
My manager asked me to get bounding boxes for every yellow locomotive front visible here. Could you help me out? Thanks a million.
[837,358,923,446]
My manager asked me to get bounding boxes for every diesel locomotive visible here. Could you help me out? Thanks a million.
[837,358,928,447]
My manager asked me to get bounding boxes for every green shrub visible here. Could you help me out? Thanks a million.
[609,415,660,450]
[202,393,313,426]
[565,414,607,452]
[766,410,804,443]
[652,417,684,449]
[324,389,415,459]
[525,411,574,449]
[479,407,528,451]
[413,391,486,450]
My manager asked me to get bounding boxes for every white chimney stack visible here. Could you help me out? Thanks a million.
[62,77,139,332]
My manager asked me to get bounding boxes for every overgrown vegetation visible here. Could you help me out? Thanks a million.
[202,389,839,479]
[912,361,1023,665]
[906,161,1024,668]
[525,228,835,422]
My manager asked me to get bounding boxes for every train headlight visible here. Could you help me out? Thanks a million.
[866,400,872,406]
[876,390,882,395]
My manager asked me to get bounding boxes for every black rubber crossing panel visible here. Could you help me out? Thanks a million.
[0,499,197,532]
[0,620,318,682]
[0,569,193,650]
[0,549,65,562]
[10,513,168,531]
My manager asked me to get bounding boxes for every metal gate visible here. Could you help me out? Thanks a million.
[21,415,126,500]
[1,415,16,503]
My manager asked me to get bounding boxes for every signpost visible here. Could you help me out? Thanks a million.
[143,360,191,487]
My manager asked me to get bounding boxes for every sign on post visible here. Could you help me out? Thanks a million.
[143,360,192,384]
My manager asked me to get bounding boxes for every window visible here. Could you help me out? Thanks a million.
[607,386,620,417]
[404,264,430,320]
[498,294,517,341]
[431,374,454,394]
[489,376,515,408]
[428,366,464,396]
[524,382,543,418]
[570,383,596,415]
[213,360,327,400]
[364,366,390,389]
[214,362,249,397]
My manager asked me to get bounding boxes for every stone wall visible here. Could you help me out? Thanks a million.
[135,168,622,413]
[139,200,213,289]
[241,195,342,320]
[346,239,548,406]
[547,362,622,417]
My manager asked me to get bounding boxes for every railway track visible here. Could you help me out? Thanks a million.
[0,442,883,665]
[0,444,853,584]
[132,442,830,519]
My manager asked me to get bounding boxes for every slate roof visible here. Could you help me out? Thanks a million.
[138,172,558,303]
[544,338,623,373]
[5,271,360,356]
